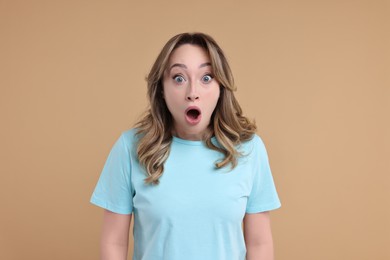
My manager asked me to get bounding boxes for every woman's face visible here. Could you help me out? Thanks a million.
[162,44,220,140]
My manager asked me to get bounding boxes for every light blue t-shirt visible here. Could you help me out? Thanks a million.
[90,128,281,260]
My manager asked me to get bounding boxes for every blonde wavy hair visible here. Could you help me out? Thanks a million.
[135,32,256,185]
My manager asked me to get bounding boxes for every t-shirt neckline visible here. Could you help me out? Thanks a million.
[172,136,217,146]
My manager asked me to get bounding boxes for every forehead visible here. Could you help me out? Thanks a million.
[168,44,210,66]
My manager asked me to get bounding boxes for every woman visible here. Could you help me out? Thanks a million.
[90,32,281,260]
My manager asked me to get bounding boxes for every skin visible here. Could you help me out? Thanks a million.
[100,210,131,260]
[244,211,275,260]
[162,44,220,141]
[100,43,275,260]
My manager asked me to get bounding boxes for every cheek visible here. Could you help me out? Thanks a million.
[210,85,221,102]
[163,89,182,112]
[205,88,220,112]
[163,94,176,109]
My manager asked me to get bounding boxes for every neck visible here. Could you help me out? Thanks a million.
[172,129,205,141]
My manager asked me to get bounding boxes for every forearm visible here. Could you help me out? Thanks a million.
[246,242,274,260]
[101,242,128,260]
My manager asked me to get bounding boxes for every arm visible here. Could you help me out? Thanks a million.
[243,211,274,260]
[100,209,132,260]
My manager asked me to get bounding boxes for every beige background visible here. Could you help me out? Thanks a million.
[1,0,389,259]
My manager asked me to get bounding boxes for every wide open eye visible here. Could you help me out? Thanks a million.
[201,74,213,83]
[173,75,185,84]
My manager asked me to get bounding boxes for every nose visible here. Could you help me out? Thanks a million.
[186,83,199,101]
[186,93,199,101]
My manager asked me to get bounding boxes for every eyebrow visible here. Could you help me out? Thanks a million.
[169,62,211,71]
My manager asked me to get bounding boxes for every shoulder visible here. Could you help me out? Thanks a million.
[120,128,139,143]
[239,133,268,155]
[118,128,140,150]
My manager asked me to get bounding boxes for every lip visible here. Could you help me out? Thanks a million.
[185,106,202,125]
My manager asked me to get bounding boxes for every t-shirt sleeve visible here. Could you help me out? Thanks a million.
[246,135,281,213]
[90,133,134,214]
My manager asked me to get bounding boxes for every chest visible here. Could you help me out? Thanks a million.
[131,144,254,224]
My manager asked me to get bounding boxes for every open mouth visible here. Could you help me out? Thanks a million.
[187,109,200,119]
[185,107,202,124]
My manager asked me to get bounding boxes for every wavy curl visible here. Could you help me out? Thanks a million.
[134,32,256,185]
